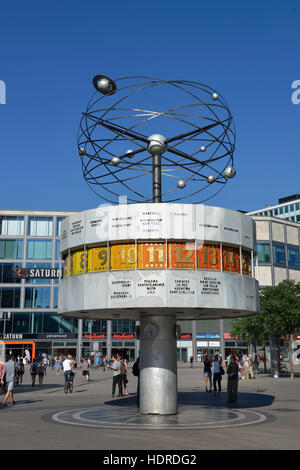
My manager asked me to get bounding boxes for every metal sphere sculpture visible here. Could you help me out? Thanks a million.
[78,75,236,204]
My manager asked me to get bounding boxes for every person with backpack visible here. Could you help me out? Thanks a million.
[227,355,239,404]
[120,357,128,396]
[38,362,45,386]
[30,358,39,387]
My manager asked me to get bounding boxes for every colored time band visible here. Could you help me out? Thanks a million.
[64,242,252,277]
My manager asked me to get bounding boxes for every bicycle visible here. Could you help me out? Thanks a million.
[64,371,75,393]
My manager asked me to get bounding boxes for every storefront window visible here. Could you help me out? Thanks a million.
[59,317,78,334]
[55,240,61,260]
[0,239,23,259]
[0,288,21,308]
[24,287,51,308]
[13,313,31,334]
[287,246,300,268]
[56,217,65,236]
[0,263,22,283]
[257,244,271,263]
[273,244,286,266]
[31,312,43,333]
[27,240,52,260]
[28,217,53,236]
[53,288,58,308]
[43,313,61,333]
[0,216,24,236]
[112,320,135,334]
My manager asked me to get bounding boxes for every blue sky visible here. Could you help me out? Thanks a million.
[0,0,299,213]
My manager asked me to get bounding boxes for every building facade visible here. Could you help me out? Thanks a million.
[2,205,300,363]
[247,194,300,223]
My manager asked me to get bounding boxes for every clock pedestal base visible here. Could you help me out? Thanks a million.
[140,315,178,415]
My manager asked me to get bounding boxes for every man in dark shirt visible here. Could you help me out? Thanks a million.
[227,356,239,404]
[108,354,122,397]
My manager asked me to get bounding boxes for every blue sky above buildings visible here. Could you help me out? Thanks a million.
[0,0,299,212]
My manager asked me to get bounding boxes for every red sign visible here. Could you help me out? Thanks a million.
[113,333,135,339]
[181,334,192,339]
[224,333,238,340]
[83,333,105,339]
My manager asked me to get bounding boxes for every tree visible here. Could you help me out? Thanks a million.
[231,280,300,379]
[260,280,300,379]
[231,309,269,373]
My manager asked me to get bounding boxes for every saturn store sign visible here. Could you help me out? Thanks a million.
[12,268,61,280]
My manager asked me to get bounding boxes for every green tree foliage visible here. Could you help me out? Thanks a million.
[231,280,300,378]
[260,280,300,337]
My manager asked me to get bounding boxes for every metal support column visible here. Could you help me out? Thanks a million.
[140,315,177,415]
[107,320,112,359]
[76,319,83,364]
[152,153,162,203]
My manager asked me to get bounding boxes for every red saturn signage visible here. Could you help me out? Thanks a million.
[113,333,134,339]
[83,333,105,339]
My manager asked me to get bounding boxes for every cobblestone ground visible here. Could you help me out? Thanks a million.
[1,363,300,450]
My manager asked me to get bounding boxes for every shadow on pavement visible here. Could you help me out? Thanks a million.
[7,384,62,394]
[104,391,275,410]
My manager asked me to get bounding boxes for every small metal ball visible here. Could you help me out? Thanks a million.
[207,175,215,184]
[177,180,186,189]
[224,166,236,178]
[212,93,219,100]
[126,149,133,157]
[97,78,111,93]
[111,157,120,166]
[78,147,86,156]
[200,146,206,152]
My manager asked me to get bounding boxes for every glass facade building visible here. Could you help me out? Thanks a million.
[247,194,300,223]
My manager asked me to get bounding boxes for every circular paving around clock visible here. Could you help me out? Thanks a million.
[51,403,266,430]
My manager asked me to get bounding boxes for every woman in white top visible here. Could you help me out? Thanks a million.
[213,354,223,396]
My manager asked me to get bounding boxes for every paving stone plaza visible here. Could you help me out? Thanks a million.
[1,362,300,450]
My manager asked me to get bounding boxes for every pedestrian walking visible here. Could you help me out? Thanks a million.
[87,357,91,380]
[120,357,128,396]
[38,362,45,386]
[55,359,60,375]
[82,358,89,382]
[227,355,239,404]
[212,354,223,395]
[42,356,48,375]
[0,357,5,394]
[248,353,254,379]
[30,358,39,386]
[190,355,194,368]
[203,355,212,392]
[109,354,122,397]
[17,360,25,386]
[243,354,250,379]
[2,354,19,407]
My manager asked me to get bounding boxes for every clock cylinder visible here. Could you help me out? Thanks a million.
[139,315,178,415]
